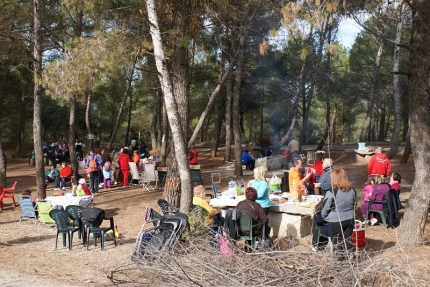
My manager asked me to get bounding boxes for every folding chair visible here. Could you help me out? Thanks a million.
[129,162,142,186]
[18,196,38,226]
[142,163,157,191]
[35,201,55,226]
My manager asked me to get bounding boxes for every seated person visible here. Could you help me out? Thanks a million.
[73,178,92,196]
[311,211,329,251]
[361,175,390,226]
[241,149,255,170]
[192,185,220,225]
[259,134,272,157]
[132,150,140,166]
[236,187,269,236]
[55,162,73,191]
[45,164,59,183]
[389,172,401,201]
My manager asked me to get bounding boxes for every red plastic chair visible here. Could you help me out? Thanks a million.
[1,181,17,211]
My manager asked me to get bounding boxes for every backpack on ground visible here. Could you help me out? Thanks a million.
[88,155,98,172]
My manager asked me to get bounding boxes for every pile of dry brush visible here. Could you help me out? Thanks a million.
[108,231,428,286]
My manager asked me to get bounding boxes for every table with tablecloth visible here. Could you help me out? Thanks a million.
[45,194,93,209]
[210,192,322,238]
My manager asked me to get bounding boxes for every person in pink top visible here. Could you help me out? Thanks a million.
[363,178,375,202]
[117,147,131,187]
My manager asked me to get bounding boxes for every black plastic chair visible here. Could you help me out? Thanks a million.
[81,207,116,250]
[157,199,180,215]
[66,205,84,240]
[49,209,80,250]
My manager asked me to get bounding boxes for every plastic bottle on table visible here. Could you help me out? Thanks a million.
[228,178,236,197]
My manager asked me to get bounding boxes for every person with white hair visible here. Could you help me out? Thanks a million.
[313,158,334,196]
[367,147,391,177]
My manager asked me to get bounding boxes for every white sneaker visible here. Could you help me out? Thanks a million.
[312,245,318,252]
[99,183,104,188]
[61,187,66,190]
[114,181,117,185]
[363,220,369,225]
[370,218,378,226]
[54,188,60,191]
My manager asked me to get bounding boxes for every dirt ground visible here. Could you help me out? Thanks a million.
[1,143,430,286]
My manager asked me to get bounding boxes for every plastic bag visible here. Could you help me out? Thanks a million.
[270,174,282,184]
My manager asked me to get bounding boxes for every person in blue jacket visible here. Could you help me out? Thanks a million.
[241,149,255,170]
[251,167,271,214]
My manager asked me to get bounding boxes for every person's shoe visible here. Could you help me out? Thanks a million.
[54,188,60,191]
[99,183,103,188]
[363,220,369,225]
[312,245,318,252]
[114,181,117,185]
[370,218,378,226]
[61,187,66,190]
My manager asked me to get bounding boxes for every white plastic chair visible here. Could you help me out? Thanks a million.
[142,163,157,191]
[128,162,142,186]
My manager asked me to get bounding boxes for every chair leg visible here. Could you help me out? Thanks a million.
[12,197,16,208]
[54,233,59,250]
[68,231,73,251]
[100,231,105,250]
[379,212,387,229]
[62,233,67,247]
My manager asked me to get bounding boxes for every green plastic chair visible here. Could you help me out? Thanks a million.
[35,201,55,226]
[366,201,387,229]
[238,211,264,249]
[157,199,180,215]
[66,205,84,240]
[49,209,80,250]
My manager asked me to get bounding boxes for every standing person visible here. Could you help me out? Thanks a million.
[287,139,300,161]
[259,134,272,157]
[313,158,334,196]
[241,149,255,170]
[112,147,121,185]
[251,167,271,214]
[306,154,325,194]
[288,157,313,194]
[321,169,357,260]
[75,138,85,161]
[102,161,113,189]
[188,145,199,165]
[139,141,149,159]
[117,147,131,187]
[367,147,391,178]
[86,149,103,194]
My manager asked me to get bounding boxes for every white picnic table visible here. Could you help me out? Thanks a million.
[45,194,93,209]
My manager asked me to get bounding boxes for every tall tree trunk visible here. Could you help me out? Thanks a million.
[34,0,45,199]
[125,90,132,147]
[224,71,233,163]
[360,37,385,141]
[387,4,405,159]
[398,0,430,246]
[69,96,79,178]
[151,90,160,152]
[146,0,192,212]
[279,56,307,146]
[85,91,93,149]
[400,128,411,164]
[211,93,224,158]
[15,76,29,158]
[378,101,386,141]
[0,69,9,186]
[159,102,169,166]
[106,60,136,152]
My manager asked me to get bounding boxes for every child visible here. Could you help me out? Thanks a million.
[363,178,375,202]
[103,161,113,189]
[389,172,402,201]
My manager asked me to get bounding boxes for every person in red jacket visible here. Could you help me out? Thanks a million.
[117,147,131,187]
[188,145,198,165]
[56,162,73,190]
[306,154,325,194]
[367,147,391,177]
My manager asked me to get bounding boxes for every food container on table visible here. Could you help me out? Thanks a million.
[269,183,280,191]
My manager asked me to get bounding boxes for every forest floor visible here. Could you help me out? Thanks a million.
[0,142,430,286]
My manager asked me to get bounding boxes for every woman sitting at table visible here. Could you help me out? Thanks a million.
[192,185,220,225]
[73,178,92,196]
[251,167,271,214]
[236,187,269,237]
[361,175,390,226]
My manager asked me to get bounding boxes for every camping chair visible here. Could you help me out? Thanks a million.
[49,209,80,250]
[142,163,157,191]
[0,181,17,211]
[81,207,116,250]
[157,167,167,187]
[66,205,84,240]
[129,162,142,186]
[18,196,38,226]
[35,201,55,226]
[238,211,265,249]
[157,199,180,215]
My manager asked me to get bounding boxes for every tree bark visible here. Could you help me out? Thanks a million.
[0,69,8,186]
[398,0,430,246]
[224,70,233,163]
[85,91,93,149]
[387,4,405,159]
[146,0,192,212]
[69,96,79,178]
[34,0,46,199]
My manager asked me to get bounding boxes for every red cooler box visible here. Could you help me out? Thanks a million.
[352,221,366,248]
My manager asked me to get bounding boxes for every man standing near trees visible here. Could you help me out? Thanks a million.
[367,147,391,178]
[86,149,103,194]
